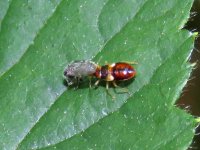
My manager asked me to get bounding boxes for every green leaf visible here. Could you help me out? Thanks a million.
[0,0,197,150]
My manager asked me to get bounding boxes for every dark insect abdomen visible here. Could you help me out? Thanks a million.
[112,62,136,80]
[100,65,109,79]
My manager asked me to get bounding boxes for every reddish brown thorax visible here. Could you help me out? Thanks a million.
[93,62,136,81]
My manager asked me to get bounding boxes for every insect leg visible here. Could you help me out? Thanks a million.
[74,77,80,89]
[96,56,102,64]
[88,76,92,88]
[94,79,100,88]
[112,81,131,95]
[122,61,138,65]
[106,82,115,99]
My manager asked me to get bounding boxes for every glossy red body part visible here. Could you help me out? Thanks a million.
[93,62,136,81]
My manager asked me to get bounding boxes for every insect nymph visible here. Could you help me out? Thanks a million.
[64,60,136,98]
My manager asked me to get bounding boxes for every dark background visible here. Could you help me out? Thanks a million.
[177,0,200,149]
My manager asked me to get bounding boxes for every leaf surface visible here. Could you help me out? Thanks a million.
[0,0,196,149]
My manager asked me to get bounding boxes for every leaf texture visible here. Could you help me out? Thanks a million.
[0,0,196,149]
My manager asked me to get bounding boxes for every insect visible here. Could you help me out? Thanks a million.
[64,60,97,86]
[64,60,137,98]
